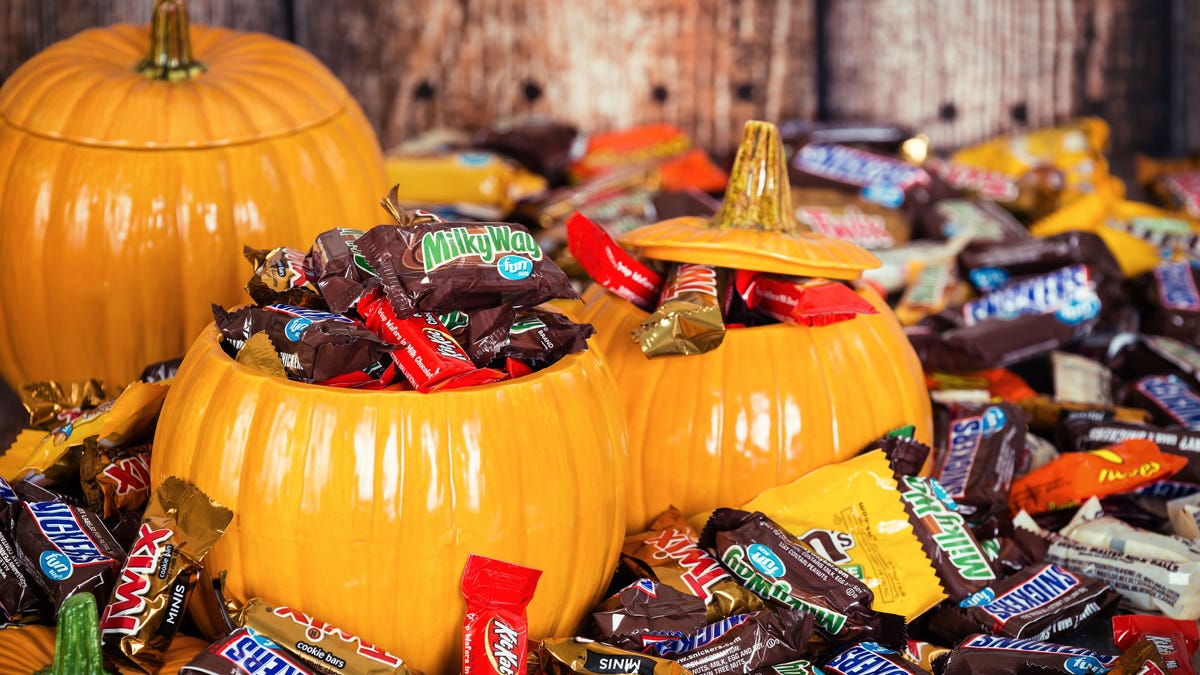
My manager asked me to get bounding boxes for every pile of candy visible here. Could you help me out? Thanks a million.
[216,193,591,392]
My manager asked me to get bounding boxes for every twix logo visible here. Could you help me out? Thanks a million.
[643,529,731,598]
[662,264,717,300]
[102,454,151,496]
[100,524,173,636]
[272,605,403,667]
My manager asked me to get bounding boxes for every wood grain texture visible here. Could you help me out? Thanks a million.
[1171,0,1200,151]
[0,0,289,90]
[294,0,817,153]
[822,0,1169,153]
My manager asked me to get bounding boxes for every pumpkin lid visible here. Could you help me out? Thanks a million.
[618,121,880,280]
[0,19,352,149]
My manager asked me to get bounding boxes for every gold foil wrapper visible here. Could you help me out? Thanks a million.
[632,263,724,358]
[236,597,419,674]
[20,379,106,431]
[533,638,689,675]
[80,437,152,518]
[235,332,288,379]
[1018,395,1151,434]
[1107,639,1171,675]
[902,640,951,673]
[100,476,233,672]
[622,507,766,622]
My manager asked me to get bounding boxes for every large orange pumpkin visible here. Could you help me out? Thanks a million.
[149,326,629,675]
[574,121,933,531]
[0,0,387,390]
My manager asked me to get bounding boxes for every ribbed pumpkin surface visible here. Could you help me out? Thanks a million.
[0,624,208,674]
[577,284,932,531]
[150,327,629,675]
[0,23,387,389]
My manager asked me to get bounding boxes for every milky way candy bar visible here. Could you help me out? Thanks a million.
[698,508,905,646]
[357,220,577,315]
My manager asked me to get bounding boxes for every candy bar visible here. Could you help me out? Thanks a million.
[358,290,505,392]
[821,643,927,675]
[621,507,767,622]
[357,218,577,315]
[13,495,124,614]
[932,403,1025,530]
[698,508,905,646]
[501,308,595,371]
[213,304,393,383]
[566,211,663,311]
[462,554,541,675]
[1060,497,1200,562]
[234,597,417,675]
[100,477,233,672]
[535,637,690,675]
[441,305,517,368]
[79,437,151,518]
[1120,374,1200,430]
[307,227,380,314]
[896,475,996,601]
[1107,639,1173,675]
[1113,614,1199,675]
[938,634,1118,675]
[741,275,877,327]
[955,563,1119,641]
[633,263,724,357]
[792,187,910,249]
[244,244,326,309]
[590,579,707,651]
[658,609,816,675]
[179,626,319,675]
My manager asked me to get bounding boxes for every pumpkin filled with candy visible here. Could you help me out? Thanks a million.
[572,120,933,531]
[149,201,628,675]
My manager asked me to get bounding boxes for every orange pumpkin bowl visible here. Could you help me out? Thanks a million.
[569,120,932,531]
[576,284,931,531]
[0,0,387,390]
[149,326,628,675]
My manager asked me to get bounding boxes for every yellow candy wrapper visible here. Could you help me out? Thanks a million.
[950,118,1121,218]
[737,451,947,620]
[1029,193,1186,277]
[2,381,169,483]
[384,150,547,217]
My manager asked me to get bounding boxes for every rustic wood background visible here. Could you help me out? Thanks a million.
[0,0,1193,436]
[1,0,1192,155]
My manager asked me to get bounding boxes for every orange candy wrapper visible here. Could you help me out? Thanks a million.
[1008,439,1187,514]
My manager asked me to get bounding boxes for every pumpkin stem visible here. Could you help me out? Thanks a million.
[711,120,799,234]
[136,0,205,81]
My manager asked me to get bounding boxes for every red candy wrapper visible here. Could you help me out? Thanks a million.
[359,289,505,392]
[566,211,663,311]
[462,554,542,675]
[1113,615,1199,675]
[741,273,878,326]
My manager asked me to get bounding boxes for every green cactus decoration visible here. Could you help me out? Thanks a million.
[33,593,113,675]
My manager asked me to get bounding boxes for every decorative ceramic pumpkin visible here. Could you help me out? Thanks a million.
[0,624,208,674]
[574,121,933,531]
[149,326,629,675]
[0,0,387,390]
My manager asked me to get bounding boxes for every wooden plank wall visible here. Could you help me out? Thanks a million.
[0,0,1188,155]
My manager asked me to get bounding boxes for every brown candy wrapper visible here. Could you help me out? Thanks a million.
[633,263,725,358]
[932,402,1026,533]
[100,476,233,672]
[307,227,381,314]
[235,597,418,675]
[822,643,928,675]
[1118,374,1200,430]
[13,495,124,614]
[179,626,318,675]
[1107,639,1172,675]
[1108,333,1200,393]
[918,197,1029,244]
[897,475,997,601]
[502,308,595,371]
[213,304,394,383]
[1137,262,1200,350]
[939,634,1118,675]
[952,563,1120,642]
[590,579,707,652]
[747,660,824,675]
[698,508,906,647]
[357,217,578,316]
[652,609,816,675]
[441,306,517,368]
[0,487,46,623]
[244,245,327,309]
[80,437,152,519]
[621,507,767,623]
[20,379,107,432]
[534,638,690,675]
